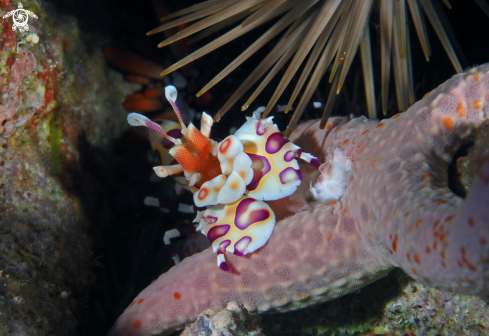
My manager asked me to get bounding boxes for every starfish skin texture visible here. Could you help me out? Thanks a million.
[109,64,489,336]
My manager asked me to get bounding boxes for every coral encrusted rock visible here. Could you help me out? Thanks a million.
[0,0,137,334]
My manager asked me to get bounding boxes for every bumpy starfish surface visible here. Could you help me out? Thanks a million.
[109,64,489,336]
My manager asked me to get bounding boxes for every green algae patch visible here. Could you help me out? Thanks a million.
[301,315,379,336]
[0,311,12,336]
[41,112,62,174]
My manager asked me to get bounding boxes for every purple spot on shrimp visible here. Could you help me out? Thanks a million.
[219,240,231,252]
[246,153,271,191]
[219,261,231,272]
[284,150,296,162]
[265,132,288,154]
[234,236,252,256]
[255,121,266,136]
[235,198,271,230]
[207,225,230,243]
[206,216,218,224]
[279,167,302,185]
[154,150,162,163]
[162,129,182,149]
[168,128,182,138]
[310,158,321,169]
[161,138,172,149]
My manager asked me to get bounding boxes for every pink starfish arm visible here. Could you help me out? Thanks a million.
[109,202,393,335]
[109,64,489,335]
[291,64,489,294]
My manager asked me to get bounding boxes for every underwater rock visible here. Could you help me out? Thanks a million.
[261,269,489,336]
[181,301,265,336]
[0,0,137,334]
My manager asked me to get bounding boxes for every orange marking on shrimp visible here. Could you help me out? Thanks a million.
[456,102,467,117]
[441,250,445,259]
[423,90,431,98]
[230,181,240,190]
[406,253,411,261]
[137,298,144,304]
[439,233,445,242]
[384,216,389,222]
[404,212,410,218]
[412,267,418,275]
[422,276,431,283]
[392,113,401,119]
[198,188,209,200]
[129,301,135,307]
[415,220,423,229]
[326,124,332,130]
[306,129,312,135]
[371,158,378,167]
[328,200,337,206]
[468,217,475,227]
[426,247,431,254]
[219,138,231,153]
[174,292,181,300]
[343,139,349,144]
[409,224,414,231]
[133,320,141,329]
[376,122,384,128]
[433,241,438,250]
[367,212,371,221]
[293,129,299,134]
[368,232,372,238]
[392,234,398,252]
[432,199,446,205]
[473,73,481,81]
[361,130,369,135]
[393,209,397,216]
[417,204,425,210]
[480,238,487,246]
[457,259,463,268]
[343,208,348,216]
[472,99,483,109]
[414,254,420,264]
[441,260,446,267]
[433,220,439,228]
[442,117,454,130]
[151,279,156,284]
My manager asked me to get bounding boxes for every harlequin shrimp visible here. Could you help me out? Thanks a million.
[128,86,320,270]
